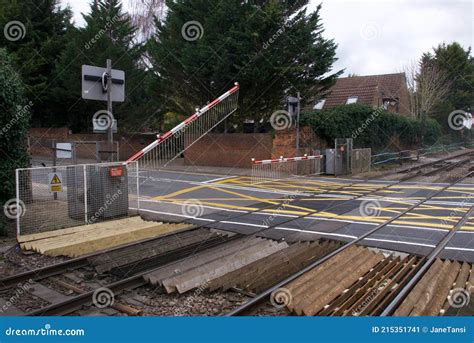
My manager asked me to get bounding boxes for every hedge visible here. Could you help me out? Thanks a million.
[302,104,442,151]
[0,49,31,235]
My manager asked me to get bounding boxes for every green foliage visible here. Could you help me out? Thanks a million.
[0,0,73,127]
[302,104,442,151]
[49,0,154,132]
[0,49,30,234]
[148,0,341,131]
[426,43,474,135]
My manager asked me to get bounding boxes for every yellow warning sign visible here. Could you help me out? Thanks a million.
[48,172,63,193]
[51,174,61,184]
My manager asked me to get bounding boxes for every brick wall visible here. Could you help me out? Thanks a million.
[184,133,273,168]
[272,126,328,158]
[28,127,69,140]
[28,128,155,161]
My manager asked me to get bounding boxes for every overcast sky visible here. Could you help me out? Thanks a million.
[61,0,473,76]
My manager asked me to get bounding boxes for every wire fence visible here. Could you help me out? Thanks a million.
[352,148,371,174]
[371,142,470,166]
[251,154,322,184]
[15,161,138,236]
[128,84,239,170]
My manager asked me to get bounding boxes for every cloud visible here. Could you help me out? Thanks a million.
[314,0,473,75]
[61,0,472,76]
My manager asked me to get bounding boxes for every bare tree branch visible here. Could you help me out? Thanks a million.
[404,58,451,120]
[129,0,166,40]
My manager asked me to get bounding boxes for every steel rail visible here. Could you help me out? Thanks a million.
[28,275,147,316]
[226,170,474,316]
[5,172,462,316]
[6,158,469,314]
[0,225,198,289]
[0,176,379,290]
[0,164,425,291]
[396,150,473,175]
[380,200,474,316]
[26,234,242,316]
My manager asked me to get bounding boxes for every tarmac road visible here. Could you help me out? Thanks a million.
[133,169,474,262]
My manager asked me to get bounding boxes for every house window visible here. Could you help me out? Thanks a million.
[383,98,399,111]
[346,96,358,104]
[313,99,326,110]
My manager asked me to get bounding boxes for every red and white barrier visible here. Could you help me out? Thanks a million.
[251,154,322,183]
[252,154,321,165]
[127,83,240,167]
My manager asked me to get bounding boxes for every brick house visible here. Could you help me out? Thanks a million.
[311,73,412,116]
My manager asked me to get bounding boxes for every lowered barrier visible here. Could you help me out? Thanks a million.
[251,154,322,184]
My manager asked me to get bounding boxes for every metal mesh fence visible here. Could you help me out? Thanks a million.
[16,161,138,236]
[352,148,372,174]
[251,155,322,184]
[132,85,239,170]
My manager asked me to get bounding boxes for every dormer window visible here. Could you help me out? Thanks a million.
[313,99,326,110]
[346,96,358,104]
[383,98,399,111]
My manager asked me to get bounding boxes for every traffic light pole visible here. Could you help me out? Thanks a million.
[106,59,113,162]
[295,92,301,157]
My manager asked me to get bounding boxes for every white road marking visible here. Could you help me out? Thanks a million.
[129,208,215,221]
[445,246,474,252]
[137,201,474,234]
[219,221,268,228]
[139,200,249,213]
[364,237,435,248]
[274,226,471,251]
[275,227,356,239]
[202,176,236,183]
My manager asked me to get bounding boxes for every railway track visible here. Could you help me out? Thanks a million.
[226,170,474,316]
[1,162,473,316]
[391,151,474,181]
[0,228,241,315]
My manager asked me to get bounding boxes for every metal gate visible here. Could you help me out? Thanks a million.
[251,154,322,184]
[334,138,353,176]
[352,148,371,174]
[15,161,138,236]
